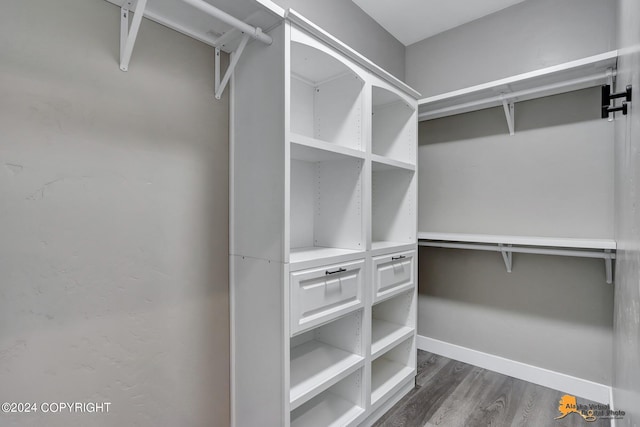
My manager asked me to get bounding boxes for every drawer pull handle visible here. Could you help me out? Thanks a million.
[325,268,346,275]
[391,255,406,260]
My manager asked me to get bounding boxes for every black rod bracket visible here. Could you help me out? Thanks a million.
[602,84,632,118]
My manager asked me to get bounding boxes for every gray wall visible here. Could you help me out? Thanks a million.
[419,248,613,384]
[406,0,617,97]
[0,1,230,426]
[272,0,406,80]
[411,0,616,385]
[613,0,640,422]
[419,88,614,238]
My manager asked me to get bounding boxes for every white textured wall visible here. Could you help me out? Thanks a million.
[613,0,640,422]
[406,0,617,97]
[0,1,230,426]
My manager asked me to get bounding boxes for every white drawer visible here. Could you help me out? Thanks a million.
[290,259,364,335]
[372,251,415,303]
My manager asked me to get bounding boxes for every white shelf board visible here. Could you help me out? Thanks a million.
[418,50,618,121]
[417,232,616,250]
[105,0,282,52]
[371,359,414,405]
[371,319,414,360]
[290,340,365,410]
[290,247,365,265]
[291,391,364,427]
[371,241,413,252]
[371,155,415,172]
[291,133,365,162]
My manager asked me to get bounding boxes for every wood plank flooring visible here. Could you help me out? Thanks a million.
[373,350,610,427]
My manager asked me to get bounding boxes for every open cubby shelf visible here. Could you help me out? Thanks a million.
[290,340,364,409]
[371,319,414,361]
[372,163,415,248]
[372,86,416,164]
[290,151,364,259]
[291,368,365,427]
[371,290,415,359]
[371,337,415,406]
[290,310,364,410]
[290,41,364,151]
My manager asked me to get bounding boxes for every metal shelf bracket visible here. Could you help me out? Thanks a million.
[501,96,515,135]
[604,250,613,284]
[499,244,513,272]
[120,0,148,72]
[115,0,272,100]
[214,33,250,99]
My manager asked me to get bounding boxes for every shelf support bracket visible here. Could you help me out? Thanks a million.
[606,68,615,122]
[215,34,250,100]
[502,98,515,135]
[605,250,613,284]
[499,244,513,272]
[120,0,148,72]
[215,48,221,92]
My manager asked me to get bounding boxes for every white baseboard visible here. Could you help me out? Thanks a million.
[417,335,611,404]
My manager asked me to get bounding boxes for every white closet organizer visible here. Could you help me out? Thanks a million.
[231,9,419,427]
[418,50,618,134]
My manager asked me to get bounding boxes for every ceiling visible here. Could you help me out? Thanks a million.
[351,0,527,46]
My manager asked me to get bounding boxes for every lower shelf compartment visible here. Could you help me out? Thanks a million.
[291,369,365,427]
[290,310,364,410]
[371,318,414,360]
[371,359,415,406]
[371,336,415,406]
[290,340,364,409]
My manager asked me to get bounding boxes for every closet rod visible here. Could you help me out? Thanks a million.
[418,241,615,260]
[419,240,616,284]
[180,0,273,45]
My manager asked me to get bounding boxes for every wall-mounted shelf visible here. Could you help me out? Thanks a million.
[106,0,282,51]
[105,0,282,98]
[417,50,618,134]
[418,232,617,284]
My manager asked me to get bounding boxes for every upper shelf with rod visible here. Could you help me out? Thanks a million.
[418,232,617,284]
[105,0,283,98]
[417,50,618,135]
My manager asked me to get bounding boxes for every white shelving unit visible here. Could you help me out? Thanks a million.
[418,232,617,284]
[231,9,419,427]
[418,50,618,134]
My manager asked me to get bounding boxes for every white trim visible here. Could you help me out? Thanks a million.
[285,9,421,99]
[609,387,616,427]
[416,335,611,404]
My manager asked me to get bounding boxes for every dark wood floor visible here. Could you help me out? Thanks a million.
[374,350,610,427]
